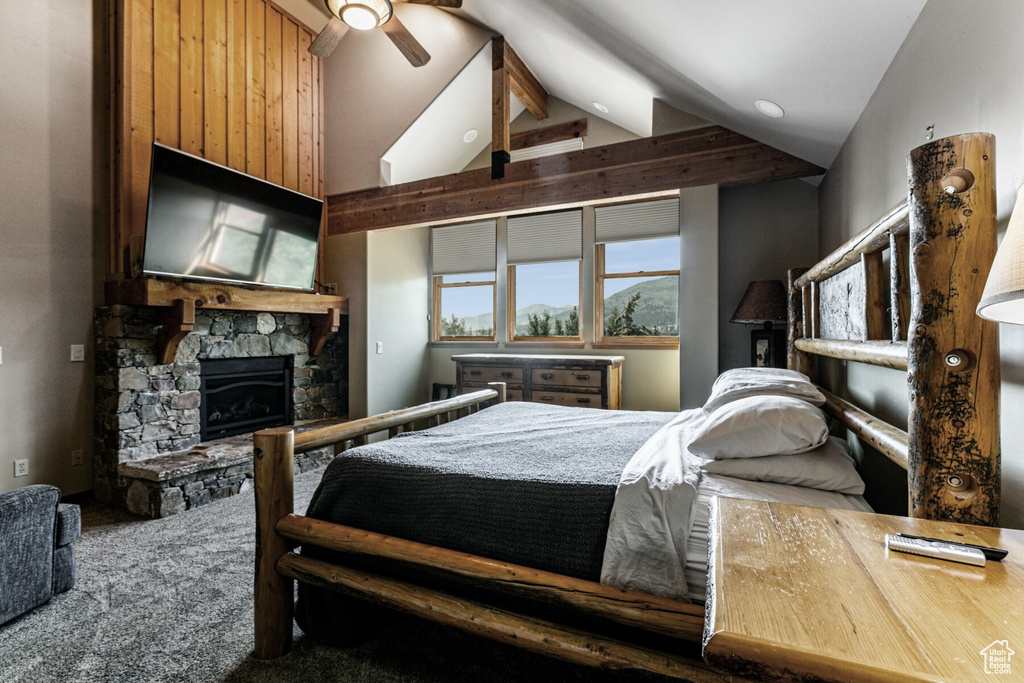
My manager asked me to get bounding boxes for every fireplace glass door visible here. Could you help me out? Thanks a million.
[200,357,293,441]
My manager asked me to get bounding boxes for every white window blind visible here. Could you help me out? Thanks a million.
[595,198,680,243]
[431,220,496,275]
[509,137,584,163]
[507,210,582,265]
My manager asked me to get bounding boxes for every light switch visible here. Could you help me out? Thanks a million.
[376,341,384,354]
[71,345,85,362]
[0,346,3,364]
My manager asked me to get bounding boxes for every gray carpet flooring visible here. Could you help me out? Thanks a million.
[0,469,671,682]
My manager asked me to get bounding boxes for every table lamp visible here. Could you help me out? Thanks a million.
[978,184,1024,323]
[731,279,788,367]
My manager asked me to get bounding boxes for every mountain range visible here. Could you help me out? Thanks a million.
[457,276,677,334]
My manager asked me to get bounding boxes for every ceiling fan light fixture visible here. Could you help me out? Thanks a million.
[326,0,393,31]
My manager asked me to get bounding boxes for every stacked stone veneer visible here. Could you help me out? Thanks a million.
[93,305,348,517]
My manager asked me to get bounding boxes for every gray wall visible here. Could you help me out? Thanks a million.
[0,1,103,496]
[365,228,431,416]
[819,0,1024,527]
[718,180,819,371]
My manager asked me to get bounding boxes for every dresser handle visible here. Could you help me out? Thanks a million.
[539,396,554,402]
[500,372,514,378]
[576,398,591,404]
[574,374,590,380]
[541,373,555,380]
[469,370,482,376]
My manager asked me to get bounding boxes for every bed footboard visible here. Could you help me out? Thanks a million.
[253,385,505,660]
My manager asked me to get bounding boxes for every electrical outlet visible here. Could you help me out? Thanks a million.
[0,346,3,365]
[71,449,84,467]
[70,344,85,362]
[14,459,29,477]
[325,282,338,295]
[376,341,383,354]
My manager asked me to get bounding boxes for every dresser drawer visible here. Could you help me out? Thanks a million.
[531,391,602,409]
[461,366,524,385]
[462,384,523,402]
[531,368,603,388]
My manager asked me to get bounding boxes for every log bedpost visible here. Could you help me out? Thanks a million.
[787,268,814,378]
[253,426,296,659]
[907,132,1000,525]
[487,381,507,405]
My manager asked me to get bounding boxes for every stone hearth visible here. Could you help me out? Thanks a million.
[93,305,347,517]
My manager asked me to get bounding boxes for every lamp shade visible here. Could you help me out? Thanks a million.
[731,279,788,324]
[978,184,1024,323]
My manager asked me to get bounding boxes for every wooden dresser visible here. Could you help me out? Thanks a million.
[452,354,624,410]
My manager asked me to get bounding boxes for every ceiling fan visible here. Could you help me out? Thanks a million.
[309,0,463,67]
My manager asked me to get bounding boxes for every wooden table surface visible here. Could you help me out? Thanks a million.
[703,497,1024,682]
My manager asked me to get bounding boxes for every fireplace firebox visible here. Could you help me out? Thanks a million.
[199,357,293,441]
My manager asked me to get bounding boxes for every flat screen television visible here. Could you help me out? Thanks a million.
[143,143,323,291]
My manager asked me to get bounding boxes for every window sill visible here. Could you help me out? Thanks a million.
[592,339,680,351]
[507,341,586,349]
[429,340,500,348]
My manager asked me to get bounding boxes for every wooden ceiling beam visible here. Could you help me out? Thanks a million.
[496,38,547,121]
[510,119,587,151]
[327,125,824,236]
[491,38,511,180]
[491,36,548,180]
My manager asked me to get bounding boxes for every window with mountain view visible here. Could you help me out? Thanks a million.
[594,199,680,347]
[509,261,581,340]
[433,272,496,340]
[506,209,583,342]
[431,220,497,341]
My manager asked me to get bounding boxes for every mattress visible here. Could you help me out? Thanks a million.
[303,401,675,579]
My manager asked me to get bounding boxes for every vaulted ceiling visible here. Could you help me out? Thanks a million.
[298,0,927,176]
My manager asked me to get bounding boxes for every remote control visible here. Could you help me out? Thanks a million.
[885,534,986,567]
[897,533,1008,562]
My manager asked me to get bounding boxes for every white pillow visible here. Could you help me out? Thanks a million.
[688,395,829,459]
[701,436,865,494]
[703,367,825,414]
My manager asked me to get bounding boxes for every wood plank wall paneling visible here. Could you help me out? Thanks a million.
[109,0,324,278]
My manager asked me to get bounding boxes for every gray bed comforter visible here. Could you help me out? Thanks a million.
[297,401,674,642]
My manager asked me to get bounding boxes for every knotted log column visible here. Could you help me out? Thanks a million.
[907,132,1000,525]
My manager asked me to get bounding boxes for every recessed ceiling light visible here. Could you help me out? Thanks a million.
[463,129,478,143]
[592,101,609,114]
[755,99,785,118]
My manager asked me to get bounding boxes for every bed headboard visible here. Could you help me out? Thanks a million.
[787,132,1001,526]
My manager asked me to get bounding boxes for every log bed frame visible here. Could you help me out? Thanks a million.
[252,133,1000,680]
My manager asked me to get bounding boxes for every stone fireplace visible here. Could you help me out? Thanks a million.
[93,305,347,517]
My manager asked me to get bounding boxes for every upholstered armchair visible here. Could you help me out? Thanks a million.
[0,485,80,626]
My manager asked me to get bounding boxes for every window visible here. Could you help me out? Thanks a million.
[595,199,680,346]
[431,221,497,342]
[507,210,582,342]
[509,261,581,340]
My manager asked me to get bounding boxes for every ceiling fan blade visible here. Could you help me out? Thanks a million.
[308,16,347,58]
[402,0,463,6]
[381,15,431,67]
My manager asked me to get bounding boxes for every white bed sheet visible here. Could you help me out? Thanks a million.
[683,474,873,603]
[600,406,874,603]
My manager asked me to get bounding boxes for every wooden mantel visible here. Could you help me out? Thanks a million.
[325,125,825,235]
[106,278,348,363]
